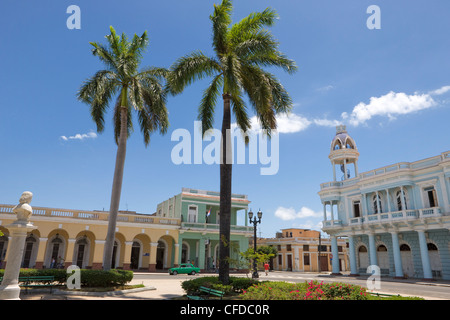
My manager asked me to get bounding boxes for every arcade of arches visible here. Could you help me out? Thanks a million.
[0,224,179,271]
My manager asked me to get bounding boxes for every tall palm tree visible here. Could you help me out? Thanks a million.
[168,0,297,284]
[77,26,169,271]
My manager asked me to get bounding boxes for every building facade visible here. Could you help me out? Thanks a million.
[156,188,252,270]
[319,125,450,279]
[0,187,252,272]
[256,228,349,273]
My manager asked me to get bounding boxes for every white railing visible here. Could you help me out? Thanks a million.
[321,151,450,191]
[0,204,180,226]
[181,222,252,233]
[419,207,442,218]
[325,207,444,229]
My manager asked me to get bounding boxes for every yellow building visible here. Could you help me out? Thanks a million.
[256,228,349,273]
[0,187,252,271]
[0,204,179,271]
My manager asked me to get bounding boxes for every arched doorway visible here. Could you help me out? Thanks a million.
[75,237,89,269]
[130,241,141,270]
[22,235,38,268]
[377,245,389,272]
[427,243,442,278]
[47,235,65,268]
[156,240,166,269]
[111,241,119,269]
[181,243,189,264]
[400,244,414,278]
[358,245,369,271]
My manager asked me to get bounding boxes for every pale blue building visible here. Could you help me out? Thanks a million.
[319,125,450,280]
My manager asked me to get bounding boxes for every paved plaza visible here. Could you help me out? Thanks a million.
[19,271,450,300]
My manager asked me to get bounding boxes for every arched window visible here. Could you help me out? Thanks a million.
[0,235,8,266]
[396,189,408,211]
[427,243,438,251]
[377,245,387,252]
[372,194,382,214]
[400,244,411,251]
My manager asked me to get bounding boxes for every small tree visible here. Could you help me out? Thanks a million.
[240,247,275,277]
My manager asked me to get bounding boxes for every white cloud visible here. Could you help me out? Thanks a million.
[61,131,97,141]
[316,85,334,92]
[274,206,323,221]
[429,85,450,96]
[342,90,437,126]
[274,113,311,133]
[231,85,450,133]
[313,118,342,127]
[233,113,311,134]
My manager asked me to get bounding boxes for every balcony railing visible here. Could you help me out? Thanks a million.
[325,207,445,229]
[181,222,253,234]
[0,204,180,226]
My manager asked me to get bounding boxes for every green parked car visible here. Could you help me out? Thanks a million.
[168,263,200,275]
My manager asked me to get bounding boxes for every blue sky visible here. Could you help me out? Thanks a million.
[1,0,449,238]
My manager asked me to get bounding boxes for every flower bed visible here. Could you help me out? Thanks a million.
[240,280,423,300]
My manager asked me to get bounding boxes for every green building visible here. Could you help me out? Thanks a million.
[155,188,252,271]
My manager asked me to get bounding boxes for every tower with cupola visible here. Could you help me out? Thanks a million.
[329,125,359,181]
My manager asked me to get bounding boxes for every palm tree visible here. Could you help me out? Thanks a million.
[168,0,297,284]
[77,26,169,270]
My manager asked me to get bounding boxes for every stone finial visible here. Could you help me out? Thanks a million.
[12,191,33,223]
[336,125,347,134]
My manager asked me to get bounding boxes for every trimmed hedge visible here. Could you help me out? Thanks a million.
[181,276,258,295]
[0,269,133,288]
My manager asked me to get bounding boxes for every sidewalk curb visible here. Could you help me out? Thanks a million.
[52,285,156,297]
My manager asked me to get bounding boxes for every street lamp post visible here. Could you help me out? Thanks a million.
[248,209,262,279]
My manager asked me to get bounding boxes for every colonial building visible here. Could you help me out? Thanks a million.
[319,125,450,279]
[0,187,252,272]
[256,228,349,273]
[156,188,252,270]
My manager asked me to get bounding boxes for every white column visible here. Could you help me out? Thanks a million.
[391,232,404,278]
[385,189,392,213]
[323,202,327,221]
[417,230,433,279]
[331,236,340,274]
[368,233,378,267]
[330,201,334,220]
[348,236,358,275]
[343,159,348,180]
[361,193,368,216]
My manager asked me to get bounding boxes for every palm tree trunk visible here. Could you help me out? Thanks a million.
[219,93,232,284]
[103,105,128,271]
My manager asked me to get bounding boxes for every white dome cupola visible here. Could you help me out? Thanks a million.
[329,125,359,181]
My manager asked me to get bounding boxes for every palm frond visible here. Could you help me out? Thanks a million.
[210,0,233,56]
[198,74,223,135]
[228,7,278,44]
[167,51,221,94]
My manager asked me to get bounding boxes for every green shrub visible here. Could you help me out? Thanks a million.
[80,269,133,287]
[0,268,133,288]
[241,282,308,300]
[230,277,259,293]
[181,276,259,295]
